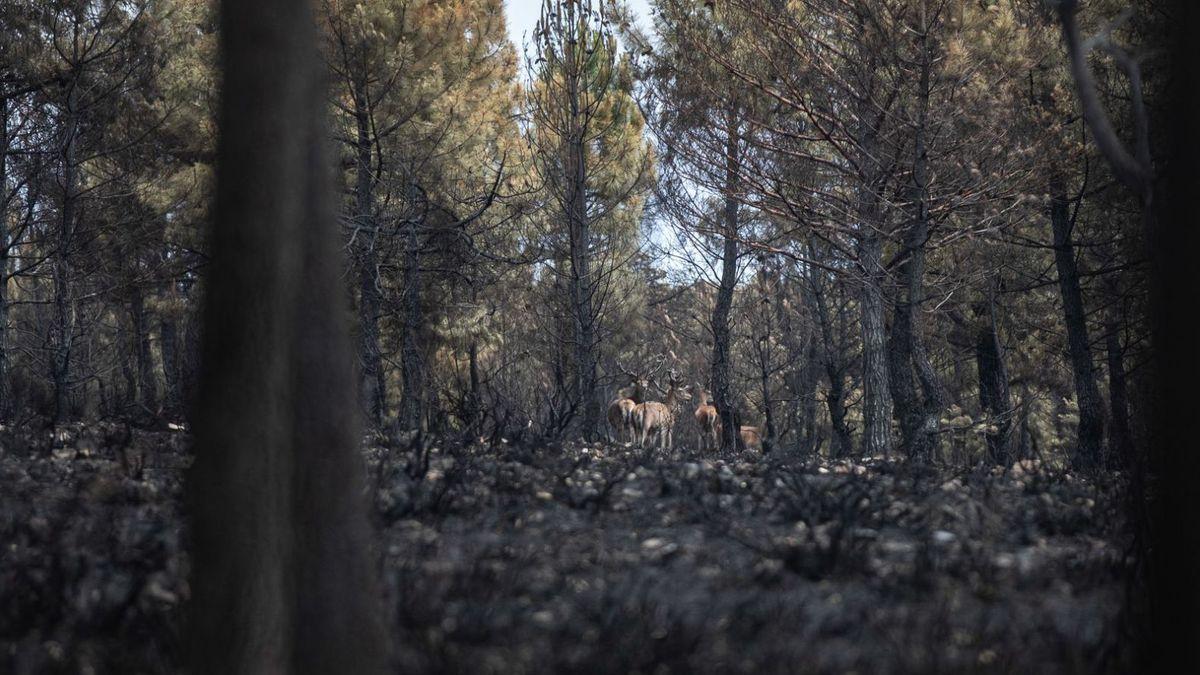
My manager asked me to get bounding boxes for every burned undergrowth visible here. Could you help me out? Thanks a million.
[1,423,1134,673]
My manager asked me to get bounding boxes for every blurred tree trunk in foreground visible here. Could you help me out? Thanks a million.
[186,0,388,671]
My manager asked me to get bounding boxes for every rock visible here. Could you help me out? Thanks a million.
[932,530,957,545]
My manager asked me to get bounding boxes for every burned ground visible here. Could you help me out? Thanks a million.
[1,424,1134,673]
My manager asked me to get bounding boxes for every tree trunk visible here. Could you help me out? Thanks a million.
[975,288,1011,464]
[859,228,892,458]
[798,335,821,455]
[1145,7,1200,666]
[855,100,893,458]
[132,284,158,414]
[353,71,385,427]
[160,313,181,417]
[1050,181,1104,468]
[0,96,12,422]
[711,115,740,452]
[52,79,81,422]
[400,200,424,432]
[806,261,851,459]
[187,0,388,670]
[565,8,599,441]
[1104,277,1133,469]
[889,10,941,461]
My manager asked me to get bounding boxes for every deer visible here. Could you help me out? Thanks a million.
[607,355,664,445]
[689,383,719,452]
[636,368,692,451]
[737,424,764,451]
[728,408,764,451]
[710,419,764,451]
[704,403,765,452]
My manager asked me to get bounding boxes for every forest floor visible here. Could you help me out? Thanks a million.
[1,423,1136,674]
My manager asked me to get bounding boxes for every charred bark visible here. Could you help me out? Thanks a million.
[711,120,740,453]
[859,228,892,458]
[52,78,80,422]
[0,96,11,421]
[974,289,1011,464]
[1103,278,1133,469]
[400,200,425,432]
[187,0,389,670]
[1050,182,1104,468]
[352,71,385,427]
[132,284,157,414]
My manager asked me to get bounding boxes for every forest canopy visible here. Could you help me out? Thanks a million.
[0,0,1163,471]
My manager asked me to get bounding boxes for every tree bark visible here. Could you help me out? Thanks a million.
[711,116,740,453]
[187,0,388,670]
[352,70,385,427]
[975,289,1011,464]
[855,104,893,457]
[1144,3,1200,665]
[52,78,80,422]
[859,227,892,458]
[797,335,821,455]
[564,1,599,441]
[400,197,424,432]
[132,284,157,414]
[1050,181,1105,468]
[1103,277,1133,469]
[889,7,942,461]
[0,95,12,421]
[805,260,852,459]
[158,249,182,418]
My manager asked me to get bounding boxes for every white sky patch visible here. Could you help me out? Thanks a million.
[505,0,654,63]
[504,0,710,277]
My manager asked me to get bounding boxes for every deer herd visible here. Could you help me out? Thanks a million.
[606,355,763,452]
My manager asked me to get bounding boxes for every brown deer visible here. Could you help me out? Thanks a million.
[689,383,719,452]
[711,409,765,452]
[636,369,691,450]
[607,355,663,445]
[729,408,764,451]
[737,425,763,451]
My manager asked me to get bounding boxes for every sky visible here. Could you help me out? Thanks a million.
[504,0,653,56]
[502,0,702,278]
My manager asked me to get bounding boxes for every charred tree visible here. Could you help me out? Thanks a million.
[352,69,386,428]
[1050,181,1104,468]
[712,116,742,453]
[974,288,1011,464]
[186,0,388,670]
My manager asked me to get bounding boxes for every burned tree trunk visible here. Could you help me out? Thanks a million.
[1104,277,1133,469]
[974,285,1011,464]
[1050,182,1105,468]
[805,257,852,459]
[0,96,11,422]
[859,227,893,458]
[889,18,943,462]
[855,108,893,458]
[399,203,424,432]
[712,117,741,453]
[131,284,157,414]
[187,0,388,670]
[52,78,80,422]
[352,70,385,427]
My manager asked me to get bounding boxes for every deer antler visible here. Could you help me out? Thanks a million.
[646,353,667,379]
[614,357,637,380]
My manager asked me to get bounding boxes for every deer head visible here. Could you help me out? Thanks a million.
[637,368,691,451]
[613,353,666,404]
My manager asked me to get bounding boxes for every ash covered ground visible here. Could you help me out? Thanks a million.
[1,423,1135,673]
